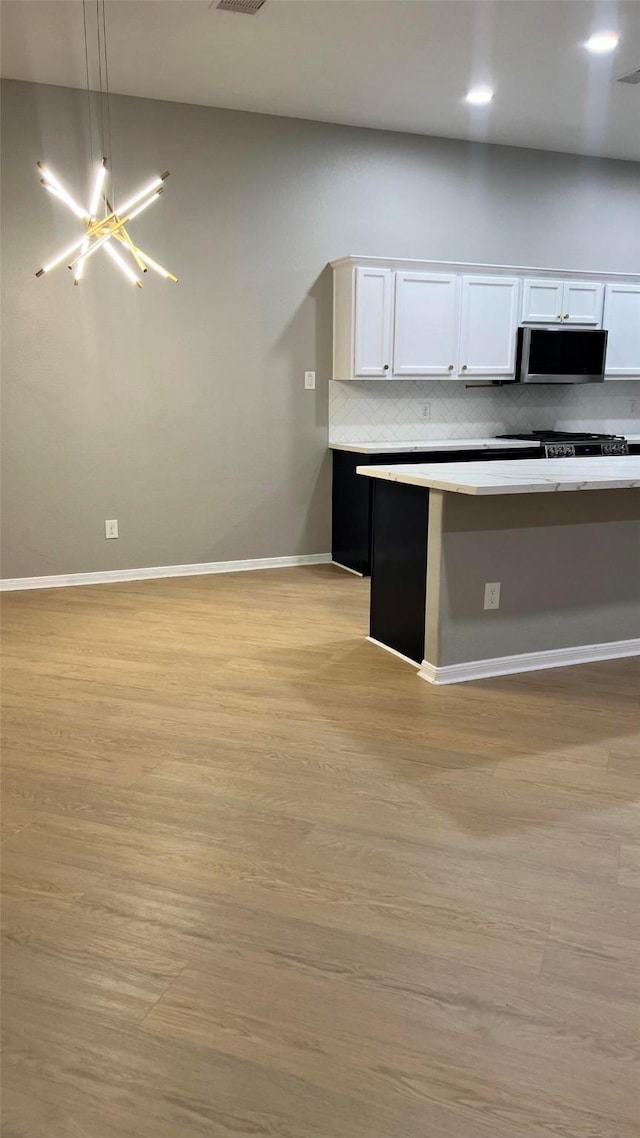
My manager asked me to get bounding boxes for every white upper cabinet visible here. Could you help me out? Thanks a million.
[603,284,640,378]
[562,281,604,325]
[458,276,520,377]
[521,279,564,325]
[522,278,603,325]
[354,267,393,377]
[393,273,459,376]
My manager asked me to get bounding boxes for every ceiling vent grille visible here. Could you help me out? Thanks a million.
[216,0,266,12]
[617,68,640,85]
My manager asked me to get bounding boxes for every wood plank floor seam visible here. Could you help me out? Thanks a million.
[136,962,191,1028]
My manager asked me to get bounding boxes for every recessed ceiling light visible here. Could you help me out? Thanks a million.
[585,32,620,54]
[465,87,494,106]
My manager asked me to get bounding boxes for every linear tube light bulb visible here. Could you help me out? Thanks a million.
[125,191,163,222]
[104,241,143,287]
[73,238,90,285]
[88,158,107,219]
[134,248,176,281]
[38,162,88,220]
[37,232,95,276]
[135,248,178,282]
[116,172,169,218]
[42,182,88,221]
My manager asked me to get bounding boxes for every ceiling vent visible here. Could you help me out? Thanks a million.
[617,67,640,85]
[215,0,266,12]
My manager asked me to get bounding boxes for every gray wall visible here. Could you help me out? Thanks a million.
[2,78,640,579]
[427,489,640,666]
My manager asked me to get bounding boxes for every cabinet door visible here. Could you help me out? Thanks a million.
[458,276,520,377]
[393,273,459,376]
[562,281,604,325]
[354,267,393,377]
[603,284,640,378]
[522,279,564,324]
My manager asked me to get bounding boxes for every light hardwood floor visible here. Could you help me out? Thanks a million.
[1,565,639,1138]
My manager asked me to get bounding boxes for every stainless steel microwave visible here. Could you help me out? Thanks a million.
[514,326,607,384]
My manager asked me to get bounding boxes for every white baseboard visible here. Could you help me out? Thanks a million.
[332,561,365,577]
[418,638,640,685]
[367,636,420,667]
[0,553,332,592]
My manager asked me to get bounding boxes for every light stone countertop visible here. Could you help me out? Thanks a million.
[329,438,542,454]
[331,434,640,454]
[356,456,640,496]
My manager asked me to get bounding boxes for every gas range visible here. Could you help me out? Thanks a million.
[496,431,630,458]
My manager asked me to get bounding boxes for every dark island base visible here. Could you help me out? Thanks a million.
[369,479,430,665]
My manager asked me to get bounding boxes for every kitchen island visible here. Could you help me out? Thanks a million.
[357,457,640,683]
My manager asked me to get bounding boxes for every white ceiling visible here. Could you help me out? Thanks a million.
[1,0,639,161]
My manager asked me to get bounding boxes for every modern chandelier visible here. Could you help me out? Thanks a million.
[35,0,177,289]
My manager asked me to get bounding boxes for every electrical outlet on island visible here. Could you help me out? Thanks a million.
[484,581,501,610]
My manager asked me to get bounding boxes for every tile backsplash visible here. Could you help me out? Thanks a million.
[329,380,640,442]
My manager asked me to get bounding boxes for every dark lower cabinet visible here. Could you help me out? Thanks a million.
[331,449,373,576]
[331,450,436,575]
[369,479,430,664]
[331,445,539,576]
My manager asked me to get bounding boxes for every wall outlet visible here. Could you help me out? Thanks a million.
[105,519,118,539]
[420,403,431,421]
[484,581,501,610]
[304,371,316,390]
[630,398,637,414]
